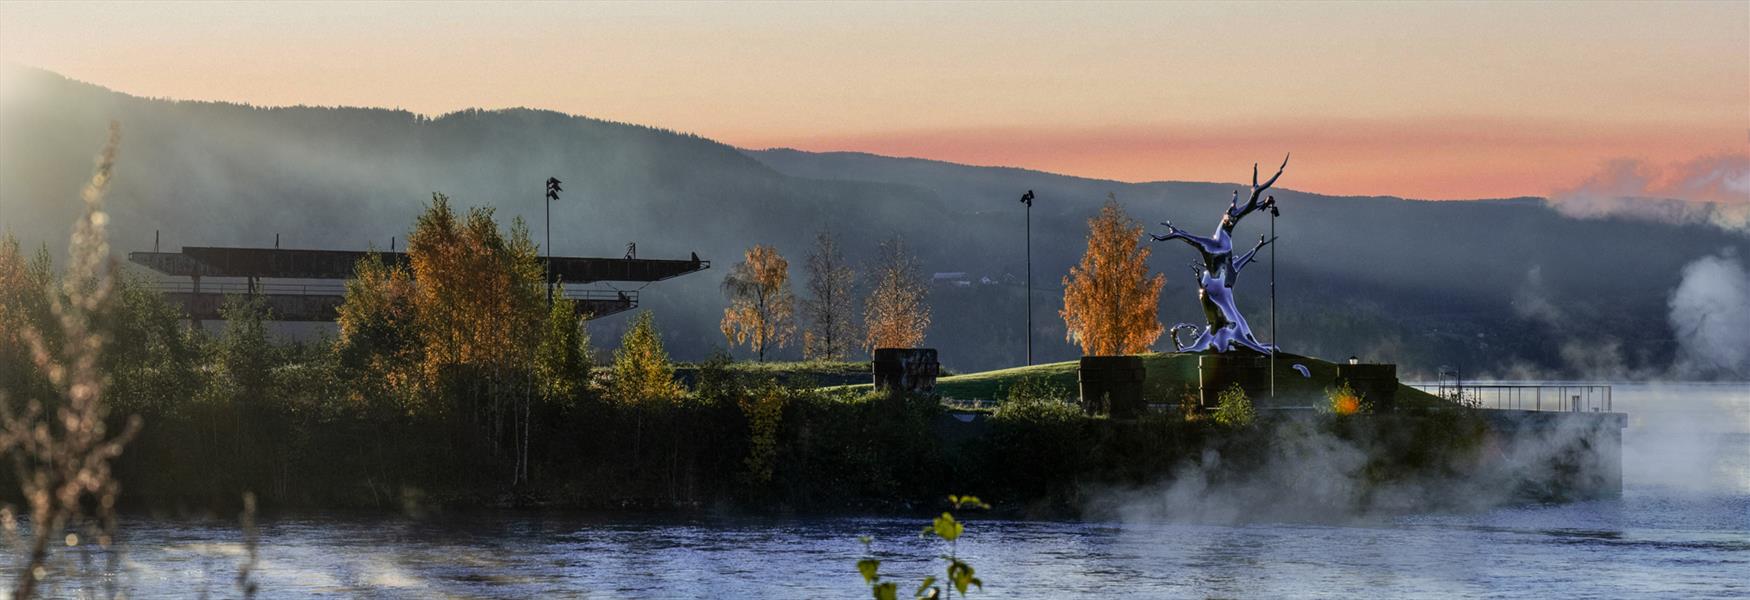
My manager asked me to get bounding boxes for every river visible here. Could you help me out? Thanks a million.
[8,382,1747,598]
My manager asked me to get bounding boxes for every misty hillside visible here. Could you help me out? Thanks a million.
[3,67,1745,377]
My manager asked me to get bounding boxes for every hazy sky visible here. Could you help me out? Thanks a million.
[1,1,1745,200]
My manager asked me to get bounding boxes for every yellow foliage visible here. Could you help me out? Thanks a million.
[335,251,422,405]
[720,244,796,361]
[1061,197,1165,356]
[738,379,787,483]
[406,194,544,382]
[613,310,682,404]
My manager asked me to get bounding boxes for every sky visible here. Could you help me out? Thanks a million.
[0,1,1745,201]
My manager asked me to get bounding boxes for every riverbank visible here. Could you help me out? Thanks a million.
[91,390,1620,519]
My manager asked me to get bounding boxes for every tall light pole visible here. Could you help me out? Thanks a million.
[545,177,563,307]
[1020,190,1035,366]
[1269,202,1279,398]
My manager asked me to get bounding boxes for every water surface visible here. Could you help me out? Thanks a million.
[11,383,1748,598]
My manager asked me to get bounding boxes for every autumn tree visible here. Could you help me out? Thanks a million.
[216,294,275,401]
[801,229,857,361]
[535,288,591,404]
[864,236,930,351]
[720,244,796,362]
[1061,196,1165,356]
[406,194,545,381]
[0,235,51,399]
[401,193,545,483]
[612,310,681,404]
[335,251,422,412]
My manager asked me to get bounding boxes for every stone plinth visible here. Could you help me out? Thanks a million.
[872,348,939,394]
[1079,356,1147,418]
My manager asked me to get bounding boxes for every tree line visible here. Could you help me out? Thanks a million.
[719,231,932,362]
[720,196,1167,362]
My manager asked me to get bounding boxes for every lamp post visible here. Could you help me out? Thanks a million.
[545,177,563,307]
[1270,203,1279,398]
[1020,190,1035,366]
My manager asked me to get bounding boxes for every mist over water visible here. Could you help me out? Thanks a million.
[5,383,1742,597]
[1669,252,1750,379]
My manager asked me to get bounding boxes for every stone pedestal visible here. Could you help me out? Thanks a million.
[1079,356,1147,418]
[1198,354,1272,409]
[872,348,939,394]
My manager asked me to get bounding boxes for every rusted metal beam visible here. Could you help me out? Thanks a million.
[158,289,637,322]
[129,246,709,283]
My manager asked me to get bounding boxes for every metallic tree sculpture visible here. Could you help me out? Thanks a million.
[1151,155,1288,354]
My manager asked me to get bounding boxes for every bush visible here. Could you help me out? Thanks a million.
[1000,374,1072,406]
[1324,381,1370,416]
[1213,383,1255,427]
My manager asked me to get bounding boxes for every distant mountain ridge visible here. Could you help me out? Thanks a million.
[3,66,1744,376]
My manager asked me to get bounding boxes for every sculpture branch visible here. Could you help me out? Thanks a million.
[1149,155,1290,354]
[1149,221,1219,253]
[1233,235,1276,274]
[1227,154,1289,226]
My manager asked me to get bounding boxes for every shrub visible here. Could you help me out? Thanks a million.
[1324,381,1370,416]
[1000,375,1071,406]
[738,378,787,484]
[1213,383,1255,427]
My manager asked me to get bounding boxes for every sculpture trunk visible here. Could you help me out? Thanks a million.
[1153,155,1289,355]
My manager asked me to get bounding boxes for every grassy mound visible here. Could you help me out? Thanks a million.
[927,352,1446,409]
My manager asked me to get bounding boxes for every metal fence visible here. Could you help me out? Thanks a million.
[1405,383,1613,413]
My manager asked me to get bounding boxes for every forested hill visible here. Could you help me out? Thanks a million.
[3,66,1744,377]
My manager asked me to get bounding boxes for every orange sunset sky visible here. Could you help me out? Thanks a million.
[1,1,1745,201]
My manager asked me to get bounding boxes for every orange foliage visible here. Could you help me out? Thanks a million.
[1060,197,1164,356]
[864,236,930,351]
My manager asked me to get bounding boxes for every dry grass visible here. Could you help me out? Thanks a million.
[0,122,141,599]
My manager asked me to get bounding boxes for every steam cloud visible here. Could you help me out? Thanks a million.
[1085,414,1625,525]
[1549,154,1750,234]
[1667,249,1750,378]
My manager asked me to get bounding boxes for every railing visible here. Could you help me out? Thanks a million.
[145,281,346,296]
[565,289,638,303]
[141,281,635,303]
[1406,382,1613,413]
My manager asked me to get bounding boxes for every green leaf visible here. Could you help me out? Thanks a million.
[914,576,937,599]
[931,513,962,542]
[948,559,978,596]
[858,558,881,584]
[873,582,899,600]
